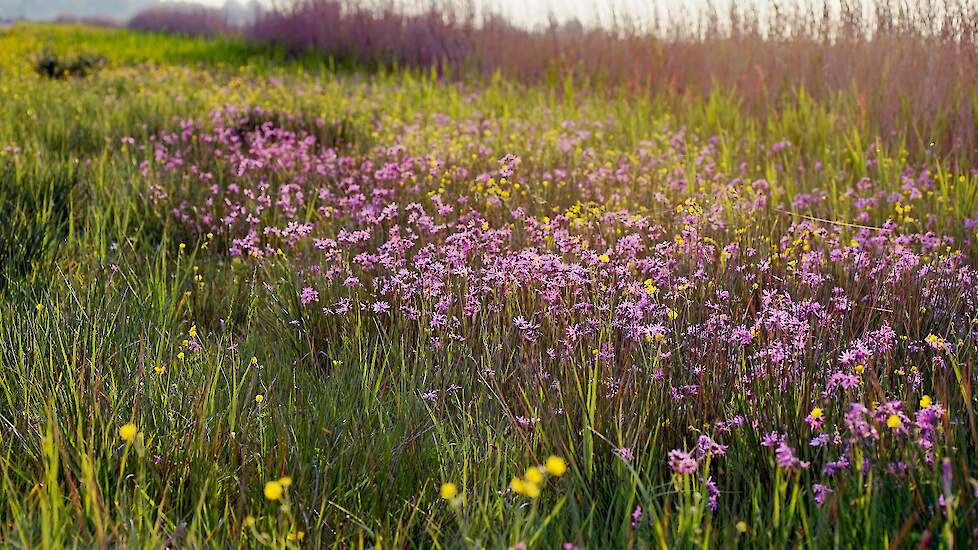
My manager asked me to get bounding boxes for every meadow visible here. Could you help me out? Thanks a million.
[1,15,977,548]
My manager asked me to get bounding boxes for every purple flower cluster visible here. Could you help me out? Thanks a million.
[142,104,975,514]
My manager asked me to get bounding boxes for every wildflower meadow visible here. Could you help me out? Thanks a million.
[2,4,978,547]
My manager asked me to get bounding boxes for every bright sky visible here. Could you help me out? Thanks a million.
[192,0,726,29]
[2,0,887,29]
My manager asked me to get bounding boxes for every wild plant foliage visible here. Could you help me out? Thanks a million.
[0,20,976,548]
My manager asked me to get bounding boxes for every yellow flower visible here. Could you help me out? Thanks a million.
[810,407,823,420]
[154,365,166,375]
[510,476,526,494]
[287,530,305,541]
[243,515,256,527]
[920,395,933,408]
[263,480,283,501]
[177,351,185,360]
[545,455,567,476]
[598,254,610,264]
[854,364,865,374]
[250,356,258,365]
[35,303,44,312]
[278,476,292,487]
[525,467,544,484]
[735,520,748,533]
[255,394,264,403]
[523,481,541,498]
[886,414,902,429]
[439,482,458,500]
[118,423,138,442]
[189,324,197,338]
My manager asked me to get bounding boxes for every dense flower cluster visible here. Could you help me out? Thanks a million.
[143,103,975,518]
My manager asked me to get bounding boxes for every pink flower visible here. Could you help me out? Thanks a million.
[631,505,643,527]
[775,441,809,471]
[696,435,727,457]
[813,483,832,505]
[299,287,319,305]
[615,447,634,462]
[668,449,698,474]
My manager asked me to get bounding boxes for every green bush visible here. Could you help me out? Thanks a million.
[34,51,105,79]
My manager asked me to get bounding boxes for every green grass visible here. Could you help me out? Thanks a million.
[0,22,976,548]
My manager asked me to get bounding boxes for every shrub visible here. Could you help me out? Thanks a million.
[128,5,235,37]
[34,51,105,79]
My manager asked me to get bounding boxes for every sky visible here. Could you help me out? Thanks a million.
[201,0,720,29]
[0,0,723,27]
[2,0,880,32]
